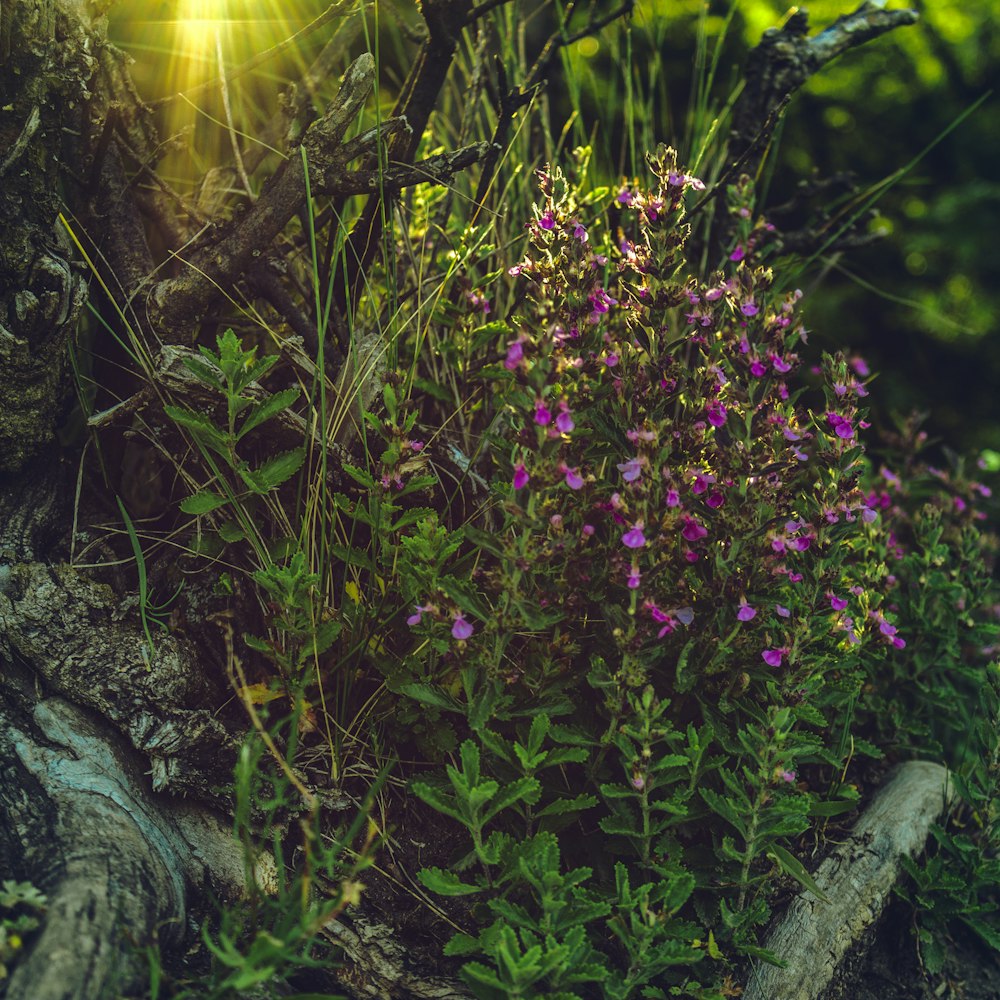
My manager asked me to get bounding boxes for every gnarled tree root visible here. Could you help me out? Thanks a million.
[0,695,268,1000]
[743,761,951,1000]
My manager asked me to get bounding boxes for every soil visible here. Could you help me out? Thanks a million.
[821,898,1000,1000]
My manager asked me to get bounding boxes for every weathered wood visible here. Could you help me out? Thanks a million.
[743,761,952,1000]
[0,693,275,1000]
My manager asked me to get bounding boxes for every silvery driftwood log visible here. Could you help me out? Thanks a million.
[744,760,952,1000]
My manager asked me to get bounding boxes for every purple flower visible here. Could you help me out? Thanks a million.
[618,457,644,483]
[780,769,797,784]
[706,490,724,509]
[772,355,792,374]
[681,517,707,542]
[775,605,790,618]
[729,245,745,262]
[407,604,434,627]
[605,354,619,367]
[750,360,767,378]
[788,572,804,583]
[626,565,641,589]
[737,602,757,622]
[829,593,849,611]
[563,465,584,490]
[706,401,727,428]
[741,300,759,317]
[538,210,556,230]
[622,522,647,549]
[534,403,552,426]
[451,615,474,640]
[555,404,575,433]
[573,222,588,242]
[512,463,529,490]
[504,339,524,370]
[666,489,680,507]
[616,187,633,206]
[675,607,695,626]
[762,648,785,668]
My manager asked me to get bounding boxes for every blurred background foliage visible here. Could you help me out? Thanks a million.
[110,0,998,457]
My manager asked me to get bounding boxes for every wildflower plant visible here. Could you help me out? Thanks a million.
[402,147,1000,995]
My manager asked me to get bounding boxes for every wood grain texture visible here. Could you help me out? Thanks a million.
[743,761,951,1000]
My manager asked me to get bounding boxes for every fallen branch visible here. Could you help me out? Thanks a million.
[743,761,952,1000]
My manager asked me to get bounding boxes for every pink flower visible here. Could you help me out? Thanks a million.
[622,522,647,549]
[582,524,595,537]
[780,769,797,784]
[562,465,584,490]
[684,549,699,563]
[617,457,644,483]
[451,614,474,640]
[789,572,804,583]
[737,602,757,622]
[762,648,786,668]
[829,593,849,611]
[706,401,728,428]
[681,517,707,542]
[729,245,745,262]
[512,463,529,490]
[605,353,619,367]
[626,565,641,589]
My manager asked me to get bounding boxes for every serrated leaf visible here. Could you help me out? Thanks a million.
[409,781,464,824]
[180,490,229,515]
[482,777,541,823]
[238,387,300,439]
[181,355,222,387]
[245,448,305,492]
[417,867,482,896]
[399,683,461,712]
[444,933,482,957]
[767,843,831,904]
[217,521,246,543]
[342,463,377,489]
[536,794,598,818]
[164,405,227,451]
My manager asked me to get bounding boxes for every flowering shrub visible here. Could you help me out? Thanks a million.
[399,148,1000,997]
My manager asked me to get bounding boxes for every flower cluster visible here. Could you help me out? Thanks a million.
[487,147,913,693]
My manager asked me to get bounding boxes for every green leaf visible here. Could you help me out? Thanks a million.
[342,463,377,489]
[409,781,464,824]
[218,521,246,543]
[767,844,831,904]
[238,387,300,439]
[180,490,229,515]
[164,405,227,452]
[443,933,482,957]
[675,638,697,693]
[245,448,305,492]
[482,777,541,823]
[417,867,482,896]
[399,683,461,712]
